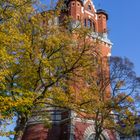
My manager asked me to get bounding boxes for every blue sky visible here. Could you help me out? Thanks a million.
[93,0,140,76]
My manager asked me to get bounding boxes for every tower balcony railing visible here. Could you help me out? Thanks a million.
[27,107,71,125]
[90,32,112,46]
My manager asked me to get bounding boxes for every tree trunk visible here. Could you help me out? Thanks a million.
[95,127,103,140]
[95,133,101,140]
[14,114,28,140]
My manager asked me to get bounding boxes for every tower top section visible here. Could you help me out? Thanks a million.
[58,0,112,46]
[61,0,109,33]
[64,0,83,5]
[63,0,96,9]
[97,9,108,20]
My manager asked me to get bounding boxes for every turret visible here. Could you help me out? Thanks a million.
[67,0,83,21]
[97,9,108,33]
[58,0,83,25]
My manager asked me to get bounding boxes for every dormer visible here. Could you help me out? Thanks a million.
[83,0,96,14]
[83,0,97,32]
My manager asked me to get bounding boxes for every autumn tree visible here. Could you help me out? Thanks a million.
[0,0,98,139]
[70,56,140,140]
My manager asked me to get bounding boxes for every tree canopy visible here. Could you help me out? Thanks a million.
[0,0,97,138]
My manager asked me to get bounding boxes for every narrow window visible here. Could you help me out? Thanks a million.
[84,19,86,26]
[87,19,92,28]
[88,5,91,10]
[77,15,80,20]
[93,22,95,31]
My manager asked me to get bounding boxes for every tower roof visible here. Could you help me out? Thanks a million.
[97,9,108,20]
[64,0,84,6]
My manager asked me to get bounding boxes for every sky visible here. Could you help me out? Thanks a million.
[1,0,140,139]
[93,0,140,76]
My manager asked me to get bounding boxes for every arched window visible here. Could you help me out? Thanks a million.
[87,133,95,140]
[77,15,80,20]
[84,126,109,140]
[88,5,91,11]
[87,133,105,140]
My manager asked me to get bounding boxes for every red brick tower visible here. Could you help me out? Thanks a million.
[22,0,116,140]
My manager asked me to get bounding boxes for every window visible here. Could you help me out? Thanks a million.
[87,19,92,28]
[84,19,86,26]
[87,134,95,140]
[92,22,95,31]
[51,111,61,121]
[84,19,95,31]
[87,133,104,140]
[88,5,91,11]
[77,15,80,20]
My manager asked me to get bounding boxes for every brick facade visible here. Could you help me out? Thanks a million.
[22,0,116,140]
